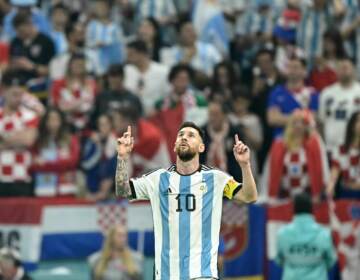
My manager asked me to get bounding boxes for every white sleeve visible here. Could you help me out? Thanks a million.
[129,170,160,200]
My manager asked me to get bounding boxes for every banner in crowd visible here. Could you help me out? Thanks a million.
[221,201,265,279]
[0,198,154,270]
[0,198,359,279]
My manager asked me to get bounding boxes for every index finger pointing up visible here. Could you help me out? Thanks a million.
[127,125,131,136]
[235,134,240,144]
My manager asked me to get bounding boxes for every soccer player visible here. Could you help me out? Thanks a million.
[115,122,257,280]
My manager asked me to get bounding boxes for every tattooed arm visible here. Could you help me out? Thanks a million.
[115,126,134,198]
[115,156,132,198]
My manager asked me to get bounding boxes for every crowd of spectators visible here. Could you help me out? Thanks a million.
[0,0,358,204]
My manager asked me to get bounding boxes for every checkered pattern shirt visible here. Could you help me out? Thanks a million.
[280,148,310,198]
[0,106,39,183]
[332,145,360,186]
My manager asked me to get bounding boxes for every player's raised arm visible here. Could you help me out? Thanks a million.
[115,126,134,198]
[232,134,258,203]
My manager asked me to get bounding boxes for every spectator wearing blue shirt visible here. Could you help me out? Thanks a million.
[267,55,319,138]
[81,114,117,202]
[49,4,69,56]
[3,0,51,41]
[276,193,337,280]
[85,0,124,75]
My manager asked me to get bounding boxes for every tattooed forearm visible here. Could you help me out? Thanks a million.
[115,156,132,198]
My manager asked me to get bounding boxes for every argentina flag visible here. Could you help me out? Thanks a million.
[192,0,229,56]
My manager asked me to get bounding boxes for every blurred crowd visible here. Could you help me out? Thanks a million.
[0,0,359,279]
[0,0,358,204]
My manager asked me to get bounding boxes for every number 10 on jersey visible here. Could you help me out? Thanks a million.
[175,194,196,212]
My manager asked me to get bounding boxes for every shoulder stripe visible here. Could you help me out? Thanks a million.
[142,167,162,177]
[167,164,176,172]
[201,164,217,171]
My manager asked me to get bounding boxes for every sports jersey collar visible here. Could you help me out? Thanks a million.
[173,164,202,176]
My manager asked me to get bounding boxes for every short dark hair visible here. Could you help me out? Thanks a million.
[232,85,252,102]
[50,3,69,16]
[1,69,26,87]
[127,39,148,55]
[288,54,307,68]
[115,105,140,124]
[178,122,204,141]
[294,193,312,214]
[256,48,275,60]
[12,12,31,28]
[107,64,124,78]
[168,64,193,82]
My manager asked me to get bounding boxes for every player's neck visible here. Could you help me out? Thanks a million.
[176,157,200,176]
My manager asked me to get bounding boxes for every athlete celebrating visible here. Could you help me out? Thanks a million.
[115,121,257,280]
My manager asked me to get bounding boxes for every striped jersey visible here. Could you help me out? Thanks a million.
[129,164,241,280]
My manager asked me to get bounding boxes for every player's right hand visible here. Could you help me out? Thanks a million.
[117,125,134,158]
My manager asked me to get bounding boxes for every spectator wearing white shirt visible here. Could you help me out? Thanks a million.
[319,56,360,154]
[124,39,169,117]
[125,0,176,26]
[49,23,97,80]
[160,20,222,77]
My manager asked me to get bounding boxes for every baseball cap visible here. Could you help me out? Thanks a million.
[11,0,36,6]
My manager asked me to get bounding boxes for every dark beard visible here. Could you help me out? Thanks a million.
[177,147,196,162]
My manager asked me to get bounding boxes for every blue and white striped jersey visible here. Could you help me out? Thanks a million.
[85,20,124,75]
[132,0,176,21]
[130,164,241,280]
[297,6,332,65]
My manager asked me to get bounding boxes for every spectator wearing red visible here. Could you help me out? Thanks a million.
[263,109,329,202]
[150,64,207,162]
[327,111,360,199]
[31,107,80,197]
[0,69,39,197]
[112,105,170,177]
[309,29,345,91]
[51,53,97,131]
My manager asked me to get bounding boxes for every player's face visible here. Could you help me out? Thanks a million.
[174,127,204,161]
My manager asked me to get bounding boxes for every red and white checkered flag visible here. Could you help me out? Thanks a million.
[97,202,127,234]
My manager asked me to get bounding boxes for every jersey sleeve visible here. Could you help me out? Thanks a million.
[129,169,160,200]
[218,170,242,199]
